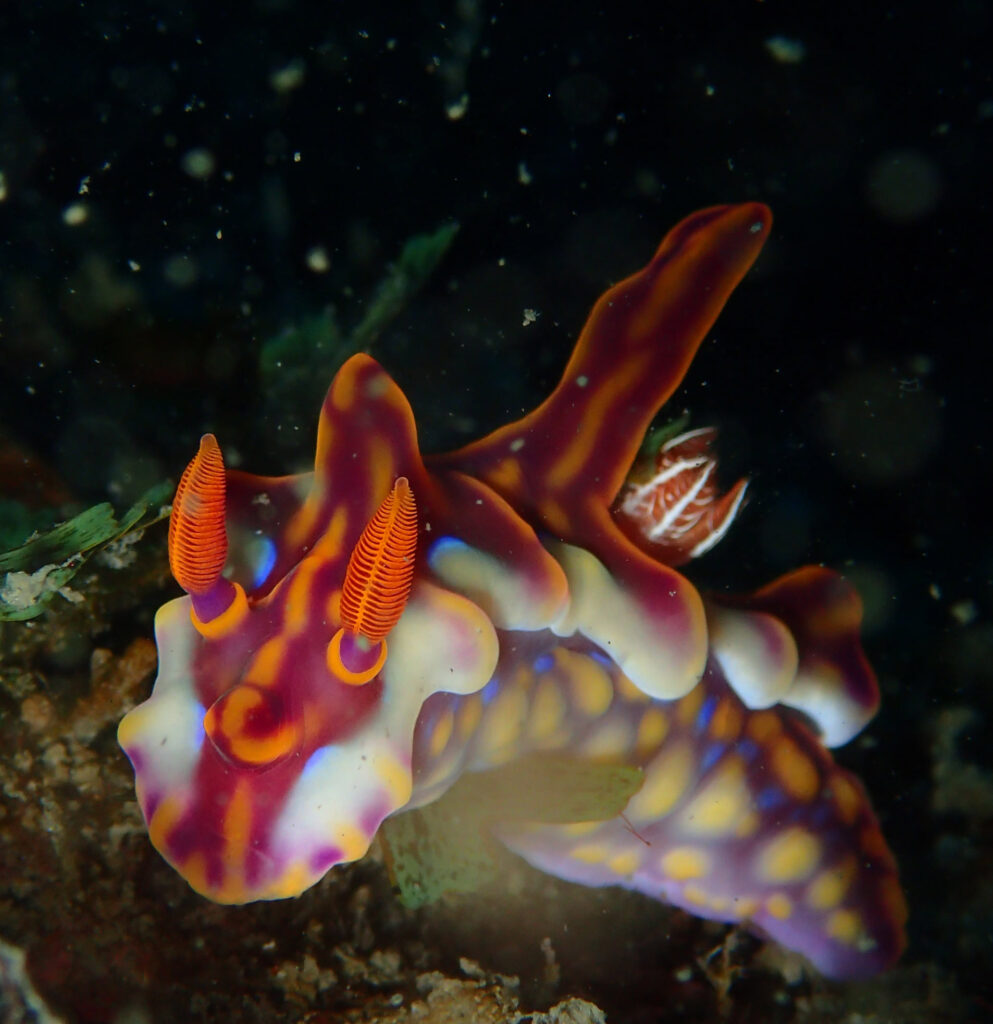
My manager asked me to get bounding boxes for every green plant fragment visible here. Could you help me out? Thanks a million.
[380,754,643,909]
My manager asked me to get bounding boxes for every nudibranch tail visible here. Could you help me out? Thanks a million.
[169,433,228,595]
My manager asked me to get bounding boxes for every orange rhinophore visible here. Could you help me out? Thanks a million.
[168,433,228,595]
[340,477,418,643]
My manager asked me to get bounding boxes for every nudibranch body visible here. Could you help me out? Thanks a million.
[119,204,906,979]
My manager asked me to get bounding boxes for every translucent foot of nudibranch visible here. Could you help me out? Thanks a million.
[168,433,248,636]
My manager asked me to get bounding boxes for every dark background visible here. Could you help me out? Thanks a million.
[1,0,991,1016]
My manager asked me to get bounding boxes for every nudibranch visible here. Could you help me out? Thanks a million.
[119,203,906,979]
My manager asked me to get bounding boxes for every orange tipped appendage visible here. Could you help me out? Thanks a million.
[328,478,417,686]
[340,477,418,643]
[169,433,228,595]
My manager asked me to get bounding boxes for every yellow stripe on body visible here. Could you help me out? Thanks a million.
[245,637,287,687]
[148,794,184,850]
[545,353,651,493]
[484,456,525,497]
[285,486,324,551]
[365,433,400,523]
[282,556,324,636]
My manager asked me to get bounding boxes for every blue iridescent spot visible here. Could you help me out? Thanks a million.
[736,737,760,762]
[301,745,339,783]
[480,678,500,706]
[699,742,726,774]
[251,535,278,589]
[533,654,554,673]
[756,786,787,811]
[590,649,614,670]
[190,702,206,752]
[695,694,718,734]
[428,535,472,568]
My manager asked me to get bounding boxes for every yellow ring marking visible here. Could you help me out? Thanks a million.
[191,582,249,639]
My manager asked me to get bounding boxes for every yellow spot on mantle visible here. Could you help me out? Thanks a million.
[476,682,529,764]
[582,718,633,759]
[528,678,566,744]
[757,827,821,883]
[572,843,607,864]
[675,684,704,727]
[829,773,862,826]
[562,649,613,717]
[661,846,709,881]
[608,850,640,876]
[678,755,748,836]
[616,672,650,704]
[627,740,694,821]
[771,735,820,802]
[709,698,743,742]
[457,696,483,743]
[429,709,455,759]
[766,893,793,920]
[634,707,669,757]
[746,710,781,743]
[682,883,710,907]
[826,908,863,946]
[806,856,856,910]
